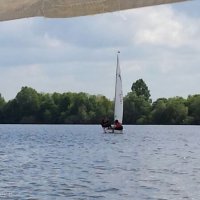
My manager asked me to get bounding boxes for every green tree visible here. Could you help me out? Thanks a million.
[15,87,40,123]
[2,82,199,125]
[124,79,152,124]
[151,98,167,124]
[2,99,20,123]
[163,97,188,125]
[124,92,151,124]
[0,94,6,122]
[187,95,200,124]
[131,79,151,101]
[37,93,57,123]
[0,94,5,108]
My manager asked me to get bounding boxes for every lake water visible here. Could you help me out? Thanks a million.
[0,125,200,200]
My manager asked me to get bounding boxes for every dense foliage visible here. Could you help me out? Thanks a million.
[0,80,200,125]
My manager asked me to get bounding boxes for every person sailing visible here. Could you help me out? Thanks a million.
[113,119,123,130]
[101,117,112,130]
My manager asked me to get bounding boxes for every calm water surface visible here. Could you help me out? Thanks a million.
[0,125,200,200]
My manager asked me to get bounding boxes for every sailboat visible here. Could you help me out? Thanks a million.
[103,52,123,134]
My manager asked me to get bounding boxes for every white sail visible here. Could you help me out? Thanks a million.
[114,53,123,124]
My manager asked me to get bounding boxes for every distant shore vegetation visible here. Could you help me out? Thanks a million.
[0,79,200,125]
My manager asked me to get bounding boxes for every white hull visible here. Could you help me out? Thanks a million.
[103,128,123,134]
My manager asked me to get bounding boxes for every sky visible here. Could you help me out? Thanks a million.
[0,0,199,102]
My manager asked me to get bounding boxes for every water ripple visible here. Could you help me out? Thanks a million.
[0,125,200,199]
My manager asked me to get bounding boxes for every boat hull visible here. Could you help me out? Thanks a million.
[103,128,123,134]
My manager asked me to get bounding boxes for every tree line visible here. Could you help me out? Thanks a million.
[0,79,200,124]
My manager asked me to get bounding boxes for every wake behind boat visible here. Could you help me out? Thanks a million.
[101,52,123,134]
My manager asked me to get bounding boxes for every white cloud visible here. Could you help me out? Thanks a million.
[127,6,200,48]
[43,33,64,48]
[0,64,45,99]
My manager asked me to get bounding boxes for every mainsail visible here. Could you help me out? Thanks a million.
[114,52,123,124]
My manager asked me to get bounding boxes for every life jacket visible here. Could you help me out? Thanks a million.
[116,122,121,128]
[114,121,123,130]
